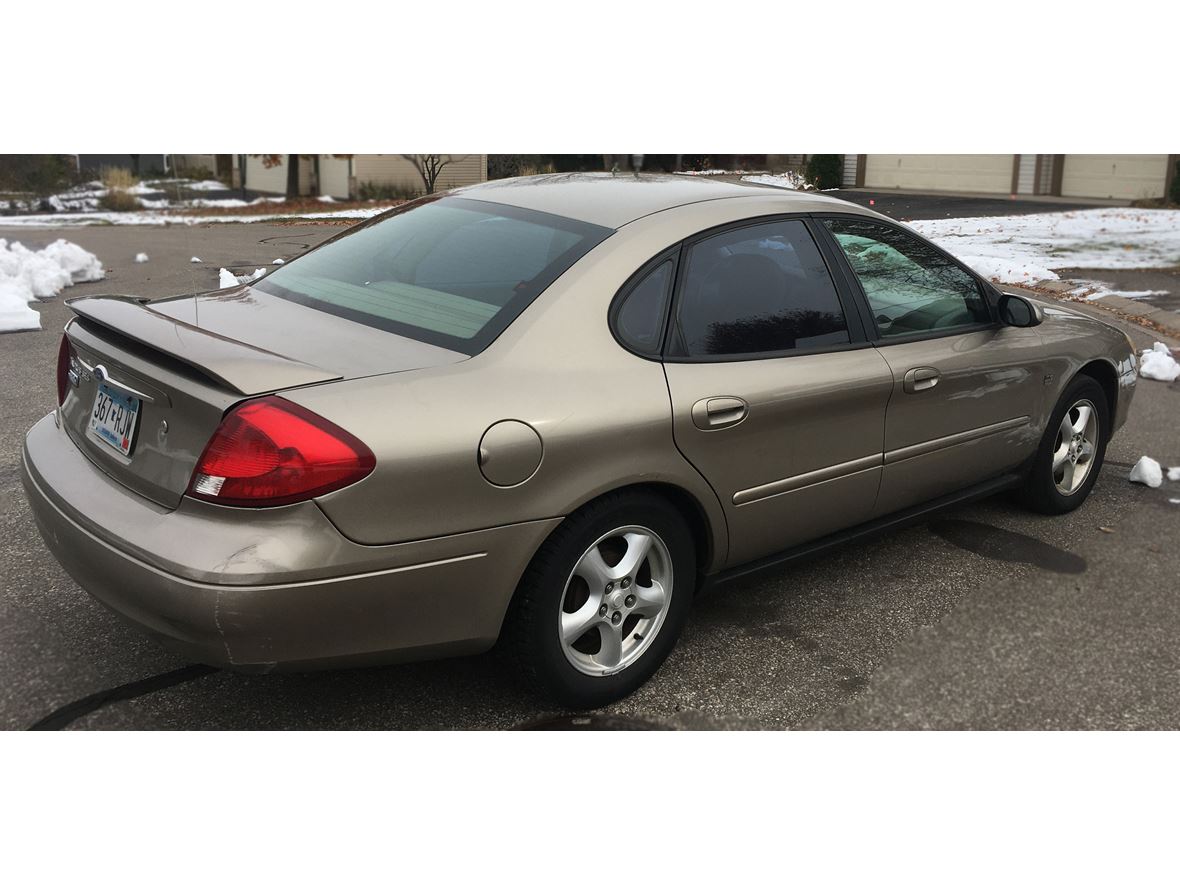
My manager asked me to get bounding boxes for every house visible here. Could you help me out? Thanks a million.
[841,154,1178,200]
[233,154,488,199]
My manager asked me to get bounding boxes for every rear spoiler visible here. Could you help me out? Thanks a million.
[66,295,340,395]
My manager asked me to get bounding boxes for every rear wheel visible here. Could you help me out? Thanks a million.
[503,491,695,708]
[1020,376,1109,514]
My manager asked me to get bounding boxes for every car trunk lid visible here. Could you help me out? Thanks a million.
[60,288,466,509]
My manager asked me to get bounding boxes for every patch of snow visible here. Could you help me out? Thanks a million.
[741,172,812,191]
[1170,498,1180,505]
[907,209,1180,287]
[1129,456,1163,488]
[317,195,337,203]
[272,258,284,264]
[240,267,266,282]
[677,169,769,176]
[1138,343,1180,382]
[134,252,149,263]
[0,238,104,332]
[1167,467,1180,482]
[185,198,249,209]
[218,268,239,288]
[191,256,202,263]
[186,180,230,192]
[1083,287,1167,302]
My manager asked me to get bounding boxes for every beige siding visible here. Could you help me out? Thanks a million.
[353,154,487,194]
[1061,154,1168,200]
[243,155,313,195]
[863,154,1014,194]
[318,156,352,199]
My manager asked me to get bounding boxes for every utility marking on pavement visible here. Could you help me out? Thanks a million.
[928,519,1086,574]
[28,664,217,731]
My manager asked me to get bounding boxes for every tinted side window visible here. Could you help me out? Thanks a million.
[615,260,673,356]
[823,218,991,338]
[674,219,849,358]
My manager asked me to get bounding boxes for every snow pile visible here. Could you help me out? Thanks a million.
[272,258,284,264]
[135,252,149,263]
[0,238,105,332]
[1138,343,1180,382]
[907,209,1180,287]
[742,171,812,190]
[1168,467,1180,482]
[1129,456,1163,488]
[219,267,266,288]
[190,256,202,263]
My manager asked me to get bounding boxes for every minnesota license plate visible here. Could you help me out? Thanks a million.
[89,383,140,456]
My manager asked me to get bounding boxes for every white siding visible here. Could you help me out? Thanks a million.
[1015,154,1037,194]
[863,154,1015,194]
[1061,154,1168,200]
[353,154,487,194]
[842,154,859,187]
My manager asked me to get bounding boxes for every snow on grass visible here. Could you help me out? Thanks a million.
[1129,456,1164,488]
[0,207,387,228]
[0,238,104,332]
[134,252,149,263]
[741,171,811,190]
[906,209,1180,287]
[1138,342,1180,382]
[676,169,769,176]
[186,180,231,191]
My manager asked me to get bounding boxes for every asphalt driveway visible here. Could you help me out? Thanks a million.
[2,221,1178,730]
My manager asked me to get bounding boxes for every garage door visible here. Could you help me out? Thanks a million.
[1061,155,1168,200]
[863,154,1014,194]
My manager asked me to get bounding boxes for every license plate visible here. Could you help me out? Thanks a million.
[88,383,140,456]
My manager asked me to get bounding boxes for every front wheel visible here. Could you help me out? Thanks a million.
[502,491,695,709]
[1020,375,1109,514]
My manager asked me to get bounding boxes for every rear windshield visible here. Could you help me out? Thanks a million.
[254,196,612,354]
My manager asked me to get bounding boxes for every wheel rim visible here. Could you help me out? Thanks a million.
[558,525,673,678]
[1052,397,1099,496]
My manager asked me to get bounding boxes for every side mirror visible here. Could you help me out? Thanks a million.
[998,292,1043,328]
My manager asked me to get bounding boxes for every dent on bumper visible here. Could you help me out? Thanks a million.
[22,413,560,670]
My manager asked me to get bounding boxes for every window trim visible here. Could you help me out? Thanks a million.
[810,212,1002,346]
[607,245,682,360]
[649,213,870,364]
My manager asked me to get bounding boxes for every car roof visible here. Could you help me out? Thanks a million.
[451,172,877,229]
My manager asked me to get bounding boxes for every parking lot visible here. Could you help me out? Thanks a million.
[3,214,1179,730]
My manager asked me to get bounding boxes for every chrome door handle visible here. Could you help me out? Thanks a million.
[691,396,749,430]
[903,367,940,394]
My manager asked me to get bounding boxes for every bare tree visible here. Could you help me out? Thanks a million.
[402,154,467,195]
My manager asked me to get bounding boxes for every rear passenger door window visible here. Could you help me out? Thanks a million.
[822,218,992,338]
[672,219,850,358]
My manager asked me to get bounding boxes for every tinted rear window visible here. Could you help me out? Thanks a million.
[255,196,611,354]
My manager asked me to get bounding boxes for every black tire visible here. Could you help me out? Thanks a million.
[501,490,696,709]
[1020,375,1109,515]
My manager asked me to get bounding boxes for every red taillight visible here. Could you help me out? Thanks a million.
[187,396,375,507]
[56,335,74,405]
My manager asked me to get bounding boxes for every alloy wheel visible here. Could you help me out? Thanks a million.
[1052,397,1099,496]
[558,525,673,677]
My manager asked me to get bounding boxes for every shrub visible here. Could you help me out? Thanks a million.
[100,166,138,191]
[0,154,79,197]
[805,155,843,190]
[358,181,419,201]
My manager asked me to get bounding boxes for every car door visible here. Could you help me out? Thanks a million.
[818,215,1045,516]
[657,217,895,567]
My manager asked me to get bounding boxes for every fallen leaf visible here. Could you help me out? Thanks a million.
[1098,526,1115,533]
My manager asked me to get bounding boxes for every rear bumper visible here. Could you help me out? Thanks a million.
[22,412,559,670]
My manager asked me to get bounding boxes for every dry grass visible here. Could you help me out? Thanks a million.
[517,163,556,176]
[171,197,406,219]
[98,166,141,212]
